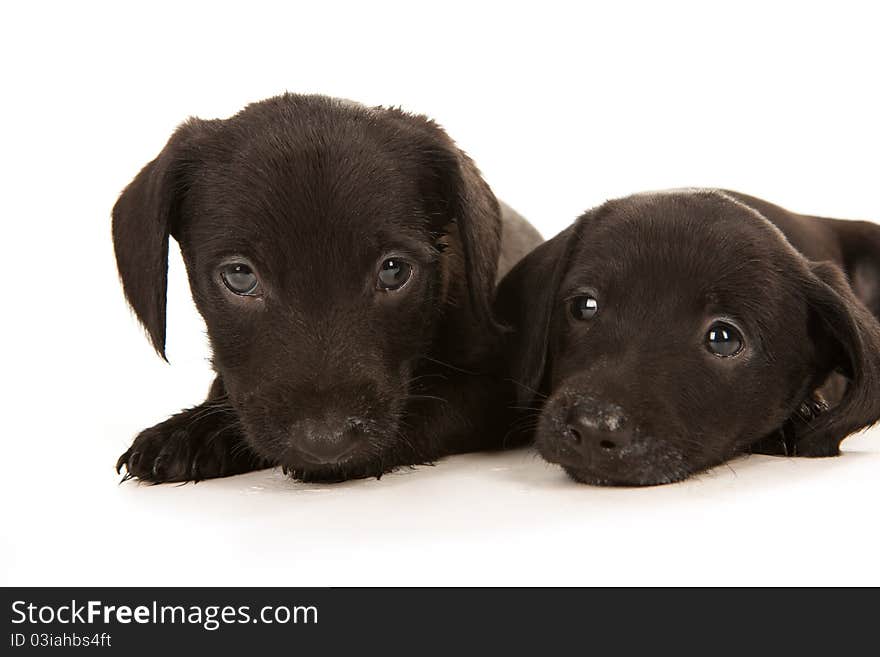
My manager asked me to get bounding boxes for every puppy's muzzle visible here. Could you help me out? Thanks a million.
[540,394,688,486]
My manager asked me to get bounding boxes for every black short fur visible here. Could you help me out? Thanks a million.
[113,93,541,483]
[495,189,880,486]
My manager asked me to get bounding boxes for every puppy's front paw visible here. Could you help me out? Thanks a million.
[116,404,268,483]
[750,394,835,457]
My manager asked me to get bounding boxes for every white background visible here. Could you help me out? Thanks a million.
[2,1,879,586]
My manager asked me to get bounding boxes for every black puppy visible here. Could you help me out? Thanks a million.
[496,189,880,485]
[114,93,541,483]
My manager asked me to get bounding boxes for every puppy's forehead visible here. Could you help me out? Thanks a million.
[183,109,432,268]
[197,128,421,225]
[565,190,792,303]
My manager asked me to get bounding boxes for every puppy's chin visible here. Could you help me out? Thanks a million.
[560,464,690,487]
[280,457,388,483]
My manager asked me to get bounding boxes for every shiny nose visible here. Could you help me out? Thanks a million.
[289,417,361,464]
[563,404,633,452]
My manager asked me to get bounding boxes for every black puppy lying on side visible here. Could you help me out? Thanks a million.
[114,93,541,483]
[496,189,880,485]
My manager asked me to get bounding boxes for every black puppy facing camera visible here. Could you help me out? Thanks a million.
[496,189,880,486]
[113,93,541,484]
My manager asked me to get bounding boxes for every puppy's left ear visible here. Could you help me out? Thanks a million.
[385,109,503,331]
[799,261,880,455]
[426,140,502,331]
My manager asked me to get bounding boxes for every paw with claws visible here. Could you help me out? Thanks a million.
[750,393,832,457]
[116,402,271,483]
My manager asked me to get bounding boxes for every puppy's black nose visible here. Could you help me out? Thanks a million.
[288,417,360,464]
[563,404,633,452]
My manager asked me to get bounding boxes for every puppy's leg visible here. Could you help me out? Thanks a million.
[116,378,271,483]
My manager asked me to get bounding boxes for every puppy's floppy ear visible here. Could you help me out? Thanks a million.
[823,218,880,318]
[798,260,880,455]
[494,225,577,406]
[383,109,503,331]
[112,119,210,359]
[423,137,502,331]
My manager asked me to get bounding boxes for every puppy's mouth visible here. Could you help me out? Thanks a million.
[540,439,691,487]
[285,425,403,483]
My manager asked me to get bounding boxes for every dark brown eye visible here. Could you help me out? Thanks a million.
[570,295,599,320]
[378,258,413,291]
[705,321,744,357]
[221,263,260,295]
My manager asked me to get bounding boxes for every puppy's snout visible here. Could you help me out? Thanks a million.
[288,416,363,464]
[563,402,634,453]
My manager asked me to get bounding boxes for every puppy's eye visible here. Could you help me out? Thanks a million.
[705,321,744,357]
[221,263,260,296]
[570,295,599,320]
[378,258,413,291]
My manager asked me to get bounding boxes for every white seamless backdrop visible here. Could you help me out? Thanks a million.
[2,0,879,586]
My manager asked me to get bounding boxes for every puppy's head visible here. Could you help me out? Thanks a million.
[496,190,880,485]
[112,94,501,479]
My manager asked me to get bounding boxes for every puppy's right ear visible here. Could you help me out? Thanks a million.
[494,225,577,406]
[112,119,209,359]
